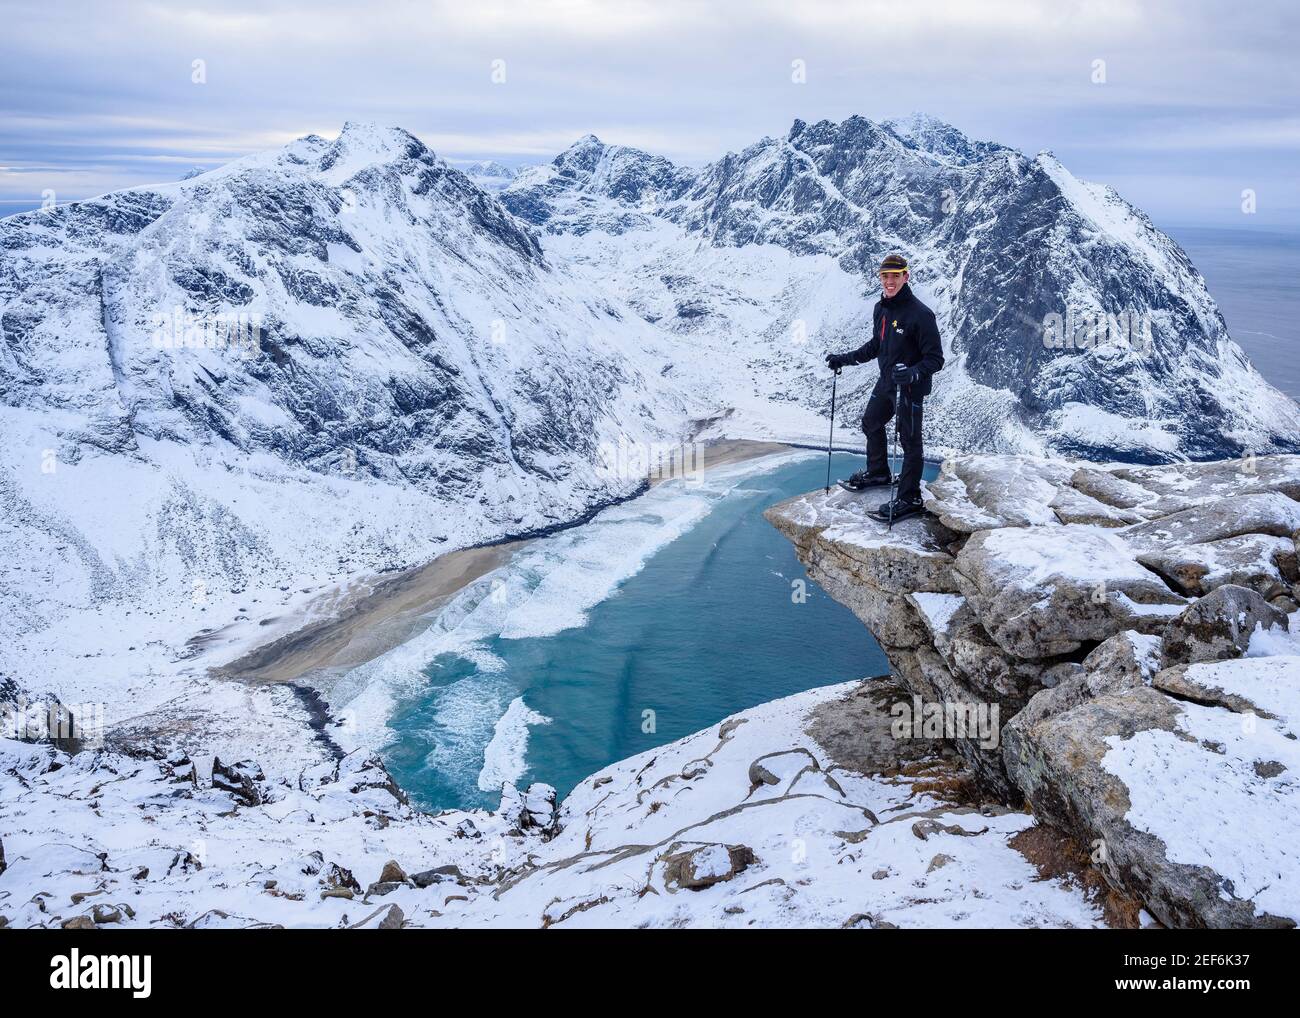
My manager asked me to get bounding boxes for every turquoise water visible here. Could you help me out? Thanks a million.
[381,451,934,813]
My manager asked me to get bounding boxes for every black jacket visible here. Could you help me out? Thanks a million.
[844,283,944,398]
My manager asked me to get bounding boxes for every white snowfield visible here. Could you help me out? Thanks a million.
[0,682,1105,930]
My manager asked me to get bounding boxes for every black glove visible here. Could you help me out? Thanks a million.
[892,363,921,386]
[825,352,853,371]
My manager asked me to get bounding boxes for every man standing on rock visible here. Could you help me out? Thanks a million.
[825,253,944,522]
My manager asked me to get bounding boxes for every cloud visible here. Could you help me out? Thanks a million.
[2,0,1297,224]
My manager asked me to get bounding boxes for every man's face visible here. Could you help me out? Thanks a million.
[880,269,907,298]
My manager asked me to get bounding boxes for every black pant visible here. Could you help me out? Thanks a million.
[862,387,924,502]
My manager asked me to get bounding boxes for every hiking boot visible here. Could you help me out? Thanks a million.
[838,468,893,492]
[872,496,925,522]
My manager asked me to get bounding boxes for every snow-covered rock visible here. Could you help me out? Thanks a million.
[766,453,1300,927]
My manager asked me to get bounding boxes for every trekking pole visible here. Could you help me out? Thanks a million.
[888,365,906,531]
[824,367,840,493]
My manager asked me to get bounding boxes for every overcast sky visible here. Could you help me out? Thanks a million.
[3,0,1298,227]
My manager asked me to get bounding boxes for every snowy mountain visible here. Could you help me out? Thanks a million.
[3,113,1298,752]
[0,122,703,732]
[503,115,1300,461]
[3,117,1299,931]
[457,160,519,192]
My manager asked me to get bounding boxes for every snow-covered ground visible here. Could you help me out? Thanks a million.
[0,680,1108,929]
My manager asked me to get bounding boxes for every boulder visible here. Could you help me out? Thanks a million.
[1110,457,1300,507]
[1002,686,1293,928]
[321,862,360,893]
[210,757,263,807]
[953,525,1186,658]
[453,818,480,839]
[1160,584,1288,667]
[1122,492,1300,555]
[660,843,756,891]
[349,903,404,929]
[378,860,407,884]
[499,782,561,838]
[1138,533,1296,599]
[1081,631,1163,695]
[922,455,1074,532]
[1068,466,1163,512]
[1049,484,1147,527]
[411,864,468,888]
[337,749,408,805]
[1152,656,1299,719]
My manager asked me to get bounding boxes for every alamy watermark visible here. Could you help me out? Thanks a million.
[598,435,705,486]
[150,307,263,357]
[50,950,151,998]
[891,695,1000,750]
[1,696,104,749]
[1042,308,1153,353]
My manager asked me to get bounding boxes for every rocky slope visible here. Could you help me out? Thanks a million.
[0,678,1112,929]
[765,454,1300,927]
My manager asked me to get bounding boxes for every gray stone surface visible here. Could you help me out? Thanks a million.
[1160,584,1289,667]
[767,452,1300,929]
[952,525,1186,658]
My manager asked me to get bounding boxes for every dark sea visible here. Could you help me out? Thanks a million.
[1169,224,1300,400]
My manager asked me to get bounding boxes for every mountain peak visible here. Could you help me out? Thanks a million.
[316,122,432,180]
[882,112,1009,166]
[552,133,612,175]
[884,111,956,135]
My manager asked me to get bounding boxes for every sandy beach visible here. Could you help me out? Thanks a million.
[217,437,796,688]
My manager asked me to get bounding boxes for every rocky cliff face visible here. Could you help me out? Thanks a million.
[765,454,1300,928]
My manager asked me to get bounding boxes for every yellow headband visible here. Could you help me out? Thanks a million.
[879,268,908,275]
